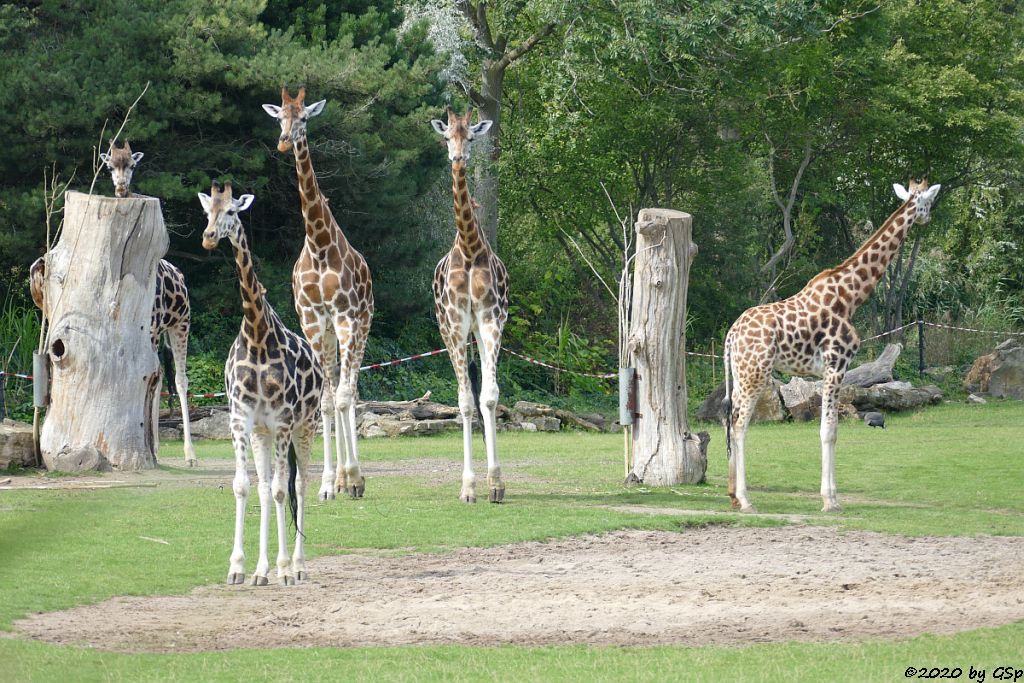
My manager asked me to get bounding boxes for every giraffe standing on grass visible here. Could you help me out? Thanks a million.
[263,87,373,500]
[198,182,323,586]
[723,179,941,513]
[29,140,197,466]
[430,108,509,503]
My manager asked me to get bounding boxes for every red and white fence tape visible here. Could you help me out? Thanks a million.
[5,319,1023,397]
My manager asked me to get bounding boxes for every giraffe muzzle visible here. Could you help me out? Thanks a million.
[278,136,292,153]
[202,231,219,250]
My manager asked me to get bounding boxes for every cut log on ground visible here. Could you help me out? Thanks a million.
[842,343,902,387]
[39,191,168,471]
[625,208,708,486]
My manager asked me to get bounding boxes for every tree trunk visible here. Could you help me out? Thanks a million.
[626,208,708,485]
[474,61,503,247]
[40,191,167,471]
[842,343,902,387]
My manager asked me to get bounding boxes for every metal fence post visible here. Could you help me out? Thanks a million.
[917,318,926,377]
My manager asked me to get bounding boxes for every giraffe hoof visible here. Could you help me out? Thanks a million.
[822,503,842,513]
[319,486,335,501]
[460,494,476,504]
[227,573,245,585]
[251,575,269,587]
[488,487,505,503]
[280,575,296,587]
[349,484,364,499]
[296,570,308,581]
[739,505,757,514]
[186,459,198,468]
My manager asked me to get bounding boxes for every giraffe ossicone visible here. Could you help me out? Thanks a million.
[430,108,509,503]
[264,87,374,501]
[199,182,324,587]
[724,178,940,513]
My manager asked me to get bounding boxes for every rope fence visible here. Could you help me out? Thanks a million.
[2,320,1022,401]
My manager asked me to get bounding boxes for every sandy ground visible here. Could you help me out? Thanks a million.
[13,526,1024,652]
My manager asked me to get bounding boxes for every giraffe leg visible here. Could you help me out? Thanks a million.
[292,427,314,581]
[729,370,766,514]
[476,326,504,503]
[316,326,339,501]
[249,429,273,586]
[168,323,196,466]
[227,415,252,585]
[444,330,475,503]
[819,367,843,513]
[271,431,295,586]
[333,317,365,498]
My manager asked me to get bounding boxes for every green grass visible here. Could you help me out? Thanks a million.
[1,401,1022,681]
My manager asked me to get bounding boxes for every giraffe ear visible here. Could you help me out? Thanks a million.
[131,152,144,164]
[893,183,910,201]
[305,99,326,118]
[197,193,213,213]
[262,104,282,118]
[921,184,941,202]
[235,194,255,212]
[430,119,448,135]
[471,120,493,136]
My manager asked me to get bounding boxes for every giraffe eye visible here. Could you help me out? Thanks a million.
[227,209,236,216]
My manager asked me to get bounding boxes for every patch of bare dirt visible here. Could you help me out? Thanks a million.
[14,527,1024,652]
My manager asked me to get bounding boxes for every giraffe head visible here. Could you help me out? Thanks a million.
[429,107,492,163]
[892,178,941,224]
[99,140,144,198]
[198,182,255,250]
[262,86,326,153]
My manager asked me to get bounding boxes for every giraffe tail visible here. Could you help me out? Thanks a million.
[722,336,733,463]
[469,358,482,421]
[287,441,302,537]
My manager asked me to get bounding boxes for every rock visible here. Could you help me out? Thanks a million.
[521,421,538,432]
[47,445,111,472]
[0,419,36,469]
[778,377,850,422]
[512,401,557,418]
[965,353,995,394]
[580,413,607,429]
[523,416,561,432]
[159,426,182,441]
[967,393,987,405]
[843,343,902,387]
[989,339,1024,400]
[190,410,232,440]
[697,379,785,423]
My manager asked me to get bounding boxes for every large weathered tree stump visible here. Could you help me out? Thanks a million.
[626,208,708,485]
[39,191,167,471]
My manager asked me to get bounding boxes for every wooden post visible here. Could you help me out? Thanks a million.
[39,191,167,471]
[626,208,708,485]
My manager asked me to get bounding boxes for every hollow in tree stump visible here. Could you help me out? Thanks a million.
[39,191,168,471]
[626,208,708,485]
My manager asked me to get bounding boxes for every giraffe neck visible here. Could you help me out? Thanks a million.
[292,135,347,251]
[451,160,487,255]
[229,222,270,343]
[816,198,917,315]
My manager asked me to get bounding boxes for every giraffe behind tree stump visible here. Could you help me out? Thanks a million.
[29,140,197,466]
[724,179,941,513]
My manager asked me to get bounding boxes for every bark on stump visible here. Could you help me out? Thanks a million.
[39,191,167,471]
[626,208,708,485]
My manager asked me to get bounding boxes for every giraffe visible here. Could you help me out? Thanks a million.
[429,107,509,503]
[263,87,373,500]
[198,182,324,586]
[723,179,941,513]
[29,140,197,466]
